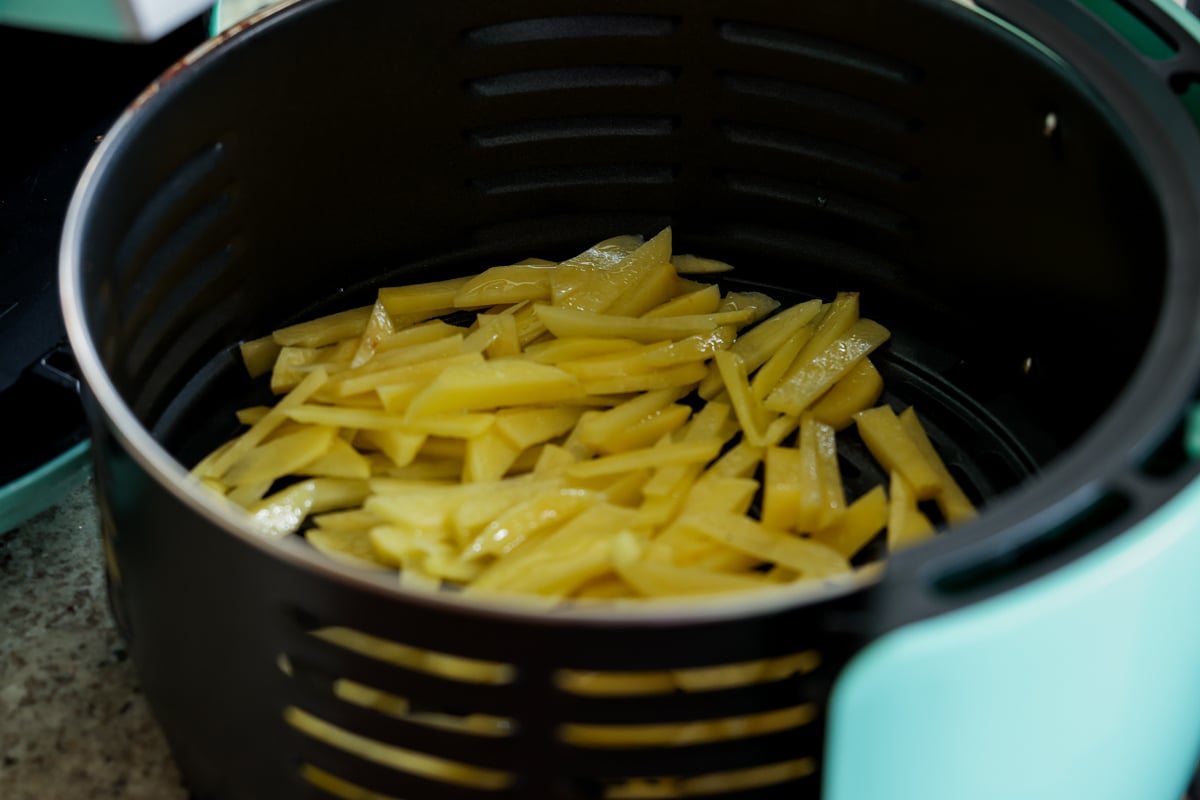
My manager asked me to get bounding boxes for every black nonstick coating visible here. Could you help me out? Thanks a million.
[60,1,1200,798]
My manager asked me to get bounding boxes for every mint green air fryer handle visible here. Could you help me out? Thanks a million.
[823,473,1200,800]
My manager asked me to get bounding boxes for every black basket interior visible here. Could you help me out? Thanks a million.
[69,1,1189,798]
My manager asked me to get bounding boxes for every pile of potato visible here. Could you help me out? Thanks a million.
[191,227,977,601]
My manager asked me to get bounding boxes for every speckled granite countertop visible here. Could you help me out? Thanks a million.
[0,478,189,800]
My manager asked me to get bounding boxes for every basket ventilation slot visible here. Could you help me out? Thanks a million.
[471,165,678,195]
[110,141,234,290]
[280,621,831,800]
[716,20,923,84]
[718,123,916,183]
[102,141,248,422]
[468,66,678,98]
[718,73,915,133]
[468,116,678,148]
[464,15,679,46]
[717,171,914,235]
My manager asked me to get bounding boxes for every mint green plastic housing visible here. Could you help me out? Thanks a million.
[0,0,212,41]
[825,476,1200,800]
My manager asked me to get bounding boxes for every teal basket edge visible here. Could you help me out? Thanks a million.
[0,440,92,534]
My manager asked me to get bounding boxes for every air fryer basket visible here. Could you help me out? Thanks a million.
[61,0,1200,798]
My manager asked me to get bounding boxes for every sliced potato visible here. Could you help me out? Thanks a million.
[196,227,982,606]
[810,358,885,431]
[763,318,892,416]
[405,360,583,417]
[887,470,936,550]
[853,404,942,500]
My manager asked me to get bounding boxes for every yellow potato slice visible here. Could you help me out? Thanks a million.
[574,388,687,452]
[557,338,717,381]
[269,345,323,394]
[810,358,885,431]
[677,511,850,579]
[370,526,482,583]
[374,319,467,354]
[566,438,723,480]
[643,475,762,571]
[587,467,652,507]
[887,470,936,550]
[762,318,892,416]
[350,299,395,368]
[749,318,818,402]
[272,305,373,347]
[786,291,860,372]
[580,361,708,396]
[794,415,845,533]
[810,484,888,559]
[463,426,523,483]
[464,488,602,560]
[535,303,754,343]
[467,504,638,595]
[573,575,639,599]
[284,405,494,438]
[453,263,557,307]
[640,400,735,500]
[356,429,425,468]
[339,352,483,402]
[239,334,281,378]
[522,336,642,364]
[853,404,942,500]
[450,475,560,538]
[672,253,736,274]
[235,405,271,426]
[333,335,470,384]
[898,406,978,524]
[492,406,584,450]
[642,282,722,317]
[481,312,522,359]
[706,439,765,479]
[297,434,373,480]
[405,359,583,417]
[376,276,472,316]
[720,291,782,326]
[714,351,778,447]
[247,478,370,537]
[305,527,391,570]
[696,297,824,399]
[552,229,669,312]
[601,404,694,455]
[366,479,501,530]
[225,480,271,507]
[761,446,803,531]
[605,259,682,317]
[197,367,329,480]
[310,508,386,531]
[616,561,775,598]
